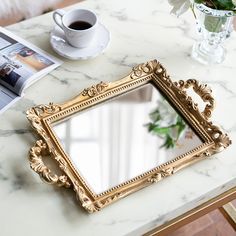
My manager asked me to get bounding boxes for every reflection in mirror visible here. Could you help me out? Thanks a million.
[53,84,203,195]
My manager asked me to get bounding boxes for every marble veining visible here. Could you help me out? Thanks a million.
[0,0,236,235]
[0,129,31,137]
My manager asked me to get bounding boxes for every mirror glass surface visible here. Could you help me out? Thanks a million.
[53,84,203,195]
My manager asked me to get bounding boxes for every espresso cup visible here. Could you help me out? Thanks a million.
[53,8,98,48]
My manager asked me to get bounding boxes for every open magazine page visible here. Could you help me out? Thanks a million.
[0,27,62,96]
[0,84,19,113]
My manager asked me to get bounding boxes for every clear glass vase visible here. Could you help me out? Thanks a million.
[191,4,234,65]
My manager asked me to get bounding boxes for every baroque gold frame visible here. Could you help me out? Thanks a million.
[27,60,231,213]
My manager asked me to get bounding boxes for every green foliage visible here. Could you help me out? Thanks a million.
[161,134,175,149]
[216,0,235,9]
[194,0,236,10]
[195,0,205,3]
[146,109,186,149]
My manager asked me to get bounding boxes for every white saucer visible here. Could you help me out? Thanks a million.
[50,23,110,60]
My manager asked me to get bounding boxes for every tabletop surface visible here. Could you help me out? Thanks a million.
[0,0,236,235]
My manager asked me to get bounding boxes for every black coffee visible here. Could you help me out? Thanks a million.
[68,21,92,30]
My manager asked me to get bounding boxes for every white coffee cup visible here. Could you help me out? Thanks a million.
[53,8,98,48]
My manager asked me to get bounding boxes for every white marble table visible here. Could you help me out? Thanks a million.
[0,0,236,235]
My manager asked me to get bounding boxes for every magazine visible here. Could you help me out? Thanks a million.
[0,27,62,114]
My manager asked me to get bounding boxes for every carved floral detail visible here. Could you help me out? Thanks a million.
[30,102,61,117]
[147,167,174,183]
[98,190,132,208]
[195,150,212,159]
[73,181,101,213]
[171,79,231,152]
[26,103,62,144]
[130,59,171,84]
[200,123,231,152]
[29,140,71,188]
[82,81,109,97]
[131,61,154,79]
[54,150,68,171]
[27,110,48,143]
[173,79,215,120]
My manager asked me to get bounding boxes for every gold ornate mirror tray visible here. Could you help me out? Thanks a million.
[27,60,231,213]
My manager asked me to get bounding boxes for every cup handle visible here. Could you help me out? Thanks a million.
[53,9,66,30]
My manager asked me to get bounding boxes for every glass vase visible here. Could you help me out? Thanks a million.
[191,4,234,65]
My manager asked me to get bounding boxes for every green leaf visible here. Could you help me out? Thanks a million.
[161,134,175,149]
[176,115,183,123]
[194,0,204,3]
[147,123,158,132]
[216,0,235,10]
[149,110,161,123]
[175,116,185,139]
[177,123,185,139]
[152,126,170,135]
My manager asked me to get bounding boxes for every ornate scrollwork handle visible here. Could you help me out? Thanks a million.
[29,140,71,188]
[175,79,215,120]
